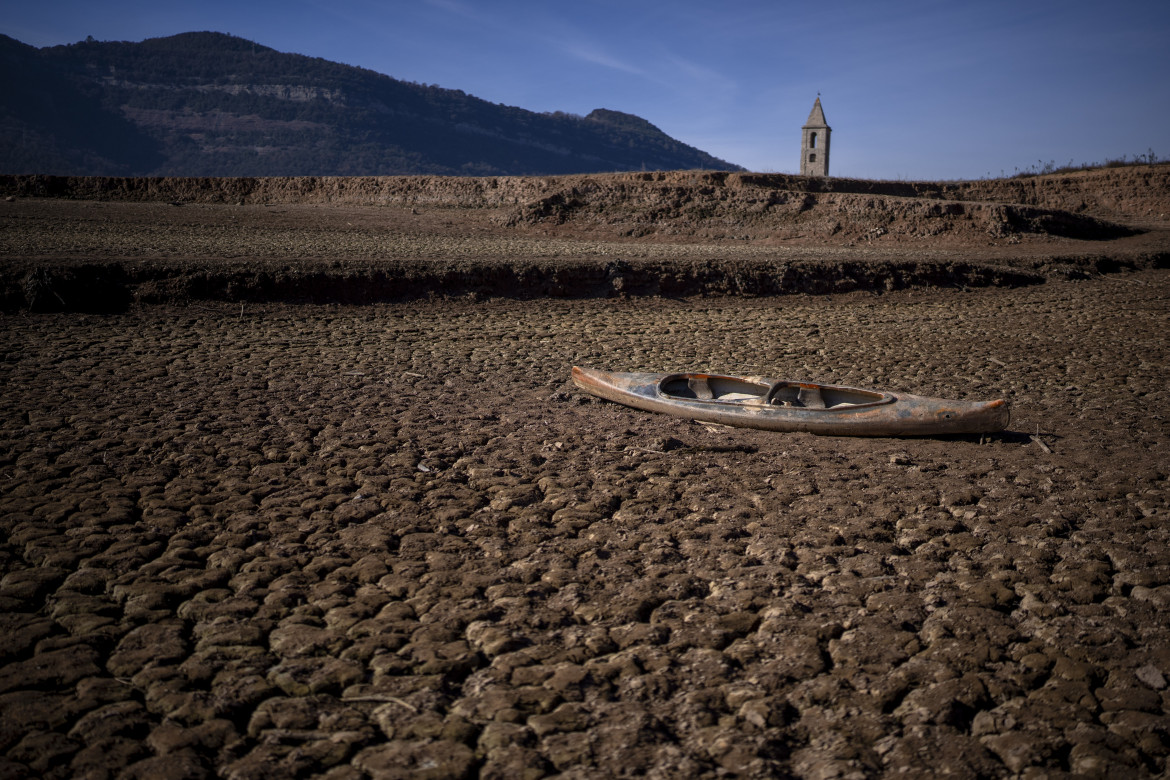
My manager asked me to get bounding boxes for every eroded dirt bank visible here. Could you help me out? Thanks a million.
[2,167,1169,313]
[3,166,1168,223]
[1,272,1168,778]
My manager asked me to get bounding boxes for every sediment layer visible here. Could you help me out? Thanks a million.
[2,166,1167,311]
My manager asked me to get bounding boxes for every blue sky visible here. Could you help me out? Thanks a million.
[5,0,1169,180]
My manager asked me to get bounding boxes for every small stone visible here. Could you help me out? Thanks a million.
[161,690,220,725]
[0,614,56,659]
[211,672,278,714]
[108,622,188,677]
[980,731,1055,773]
[971,705,1017,739]
[268,658,364,696]
[545,664,589,694]
[319,767,365,780]
[528,702,592,737]
[148,718,239,754]
[543,730,593,770]
[60,567,111,594]
[1069,742,1129,776]
[1051,656,1095,682]
[194,621,266,650]
[465,621,524,657]
[69,736,150,778]
[269,623,347,658]
[352,739,475,779]
[480,746,550,780]
[8,730,80,773]
[477,721,532,753]
[0,567,66,600]
[248,696,317,738]
[1019,653,1051,672]
[648,436,685,452]
[738,698,786,729]
[68,700,148,741]
[1135,664,1167,690]
[1095,686,1162,713]
[0,645,101,693]
[1017,591,1060,617]
[118,751,210,780]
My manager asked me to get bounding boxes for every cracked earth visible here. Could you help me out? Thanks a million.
[2,269,1168,778]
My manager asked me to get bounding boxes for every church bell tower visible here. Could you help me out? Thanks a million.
[801,97,830,177]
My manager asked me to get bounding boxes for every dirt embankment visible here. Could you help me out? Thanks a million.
[3,165,1168,218]
[4,165,1167,224]
[1,166,1168,312]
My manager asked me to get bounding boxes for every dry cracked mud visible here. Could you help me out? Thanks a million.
[2,271,1168,778]
[1,169,1169,778]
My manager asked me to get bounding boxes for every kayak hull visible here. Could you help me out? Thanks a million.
[571,366,1010,437]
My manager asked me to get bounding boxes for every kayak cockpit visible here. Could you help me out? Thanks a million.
[659,374,769,403]
[764,381,889,409]
[658,374,892,410]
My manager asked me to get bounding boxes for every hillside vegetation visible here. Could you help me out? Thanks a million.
[0,32,741,177]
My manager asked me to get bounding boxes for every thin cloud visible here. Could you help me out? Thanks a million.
[663,53,737,98]
[424,0,477,17]
[560,42,647,78]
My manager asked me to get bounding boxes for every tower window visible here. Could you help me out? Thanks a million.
[809,154,816,162]
[810,132,818,149]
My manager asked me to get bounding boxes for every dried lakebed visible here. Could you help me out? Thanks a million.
[3,199,1167,312]
[1,271,1168,778]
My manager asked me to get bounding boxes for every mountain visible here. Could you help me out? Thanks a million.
[0,31,742,177]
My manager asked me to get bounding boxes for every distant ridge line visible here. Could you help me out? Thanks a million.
[0,31,742,177]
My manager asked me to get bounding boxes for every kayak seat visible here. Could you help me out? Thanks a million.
[765,382,826,408]
[797,385,826,409]
[688,377,715,400]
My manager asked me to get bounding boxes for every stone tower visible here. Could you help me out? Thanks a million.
[801,97,831,177]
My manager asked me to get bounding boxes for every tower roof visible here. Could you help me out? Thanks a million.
[803,97,829,129]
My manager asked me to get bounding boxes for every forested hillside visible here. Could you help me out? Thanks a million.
[0,31,742,177]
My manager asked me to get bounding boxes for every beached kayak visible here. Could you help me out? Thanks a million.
[571,366,1009,437]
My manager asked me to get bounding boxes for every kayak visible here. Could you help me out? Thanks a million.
[571,366,1010,437]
